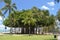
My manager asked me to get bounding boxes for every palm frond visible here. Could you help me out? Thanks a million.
[1,6,8,10]
[12,3,17,10]
[13,6,17,10]
[4,0,11,4]
[9,8,11,14]
[4,9,8,15]
[11,8,16,13]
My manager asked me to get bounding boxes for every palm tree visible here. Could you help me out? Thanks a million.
[1,0,17,33]
[1,0,17,14]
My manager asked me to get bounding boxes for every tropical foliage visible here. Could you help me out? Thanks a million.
[3,7,55,33]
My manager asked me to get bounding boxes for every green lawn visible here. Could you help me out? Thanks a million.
[0,34,57,40]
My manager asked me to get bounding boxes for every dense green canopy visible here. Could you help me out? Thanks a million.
[3,7,55,28]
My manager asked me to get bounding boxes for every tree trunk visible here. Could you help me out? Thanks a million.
[14,28,16,34]
[29,26,30,36]
[26,27,29,34]
[5,26,7,32]
[36,27,37,34]
[30,27,34,34]
[21,27,24,34]
[10,27,12,33]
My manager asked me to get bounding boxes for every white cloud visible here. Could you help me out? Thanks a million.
[0,24,10,29]
[41,5,49,10]
[0,24,10,32]
[0,16,2,20]
[0,24,5,28]
[48,2,55,6]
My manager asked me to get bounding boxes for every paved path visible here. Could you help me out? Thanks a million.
[57,36,60,40]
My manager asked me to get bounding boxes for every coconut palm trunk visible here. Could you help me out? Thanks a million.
[9,8,12,33]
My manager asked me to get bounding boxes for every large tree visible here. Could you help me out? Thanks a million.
[3,7,55,34]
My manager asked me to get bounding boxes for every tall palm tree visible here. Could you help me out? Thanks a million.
[1,0,17,33]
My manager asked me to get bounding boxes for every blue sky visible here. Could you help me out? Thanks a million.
[0,0,60,31]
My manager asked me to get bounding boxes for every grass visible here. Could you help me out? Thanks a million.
[0,34,57,40]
